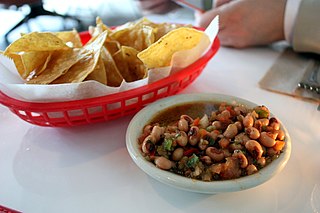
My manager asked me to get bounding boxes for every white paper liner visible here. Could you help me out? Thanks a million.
[0,17,219,103]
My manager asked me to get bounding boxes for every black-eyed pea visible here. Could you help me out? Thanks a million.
[257,157,266,167]
[188,126,200,146]
[258,118,269,126]
[212,121,222,130]
[206,147,225,162]
[198,139,209,150]
[234,106,247,115]
[269,117,280,131]
[172,148,184,161]
[259,132,277,147]
[142,135,156,154]
[223,123,238,139]
[243,113,254,128]
[232,150,248,168]
[176,131,188,147]
[234,121,243,131]
[245,126,260,140]
[178,118,189,132]
[151,125,165,141]
[245,140,263,159]
[246,164,258,175]
[155,157,174,170]
[276,129,285,141]
[200,155,212,165]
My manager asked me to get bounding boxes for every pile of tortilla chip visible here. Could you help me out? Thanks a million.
[1,17,210,87]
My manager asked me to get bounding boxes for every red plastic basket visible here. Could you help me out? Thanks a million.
[0,32,220,127]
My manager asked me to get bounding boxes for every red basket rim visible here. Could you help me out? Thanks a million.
[0,37,220,111]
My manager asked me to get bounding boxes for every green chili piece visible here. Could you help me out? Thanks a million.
[186,154,199,168]
[163,138,174,151]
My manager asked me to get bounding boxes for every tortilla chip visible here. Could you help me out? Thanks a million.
[101,48,123,87]
[85,56,107,85]
[110,24,155,51]
[20,51,51,79]
[104,40,120,56]
[113,46,146,82]
[27,49,84,84]
[4,32,69,53]
[55,29,83,48]
[52,31,108,84]
[137,27,209,68]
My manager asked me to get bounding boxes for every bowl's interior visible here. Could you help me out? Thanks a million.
[126,93,291,194]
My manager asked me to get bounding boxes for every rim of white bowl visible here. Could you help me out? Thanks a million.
[126,93,292,194]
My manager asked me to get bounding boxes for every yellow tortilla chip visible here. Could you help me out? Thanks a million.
[53,31,108,84]
[104,40,120,56]
[5,32,69,53]
[137,27,209,68]
[113,46,146,82]
[27,49,84,84]
[110,24,155,51]
[101,48,123,87]
[55,29,83,48]
[85,56,107,85]
[20,51,51,79]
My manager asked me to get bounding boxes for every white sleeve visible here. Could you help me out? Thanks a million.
[284,0,303,43]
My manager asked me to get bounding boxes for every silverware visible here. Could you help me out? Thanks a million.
[297,82,320,94]
[298,59,320,95]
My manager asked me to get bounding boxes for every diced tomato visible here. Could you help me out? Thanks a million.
[193,117,200,126]
[199,128,208,138]
[183,147,199,156]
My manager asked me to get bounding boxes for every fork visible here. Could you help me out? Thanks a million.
[298,60,320,95]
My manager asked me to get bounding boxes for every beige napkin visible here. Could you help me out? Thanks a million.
[259,48,320,102]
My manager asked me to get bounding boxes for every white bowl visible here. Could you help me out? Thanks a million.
[125,93,291,194]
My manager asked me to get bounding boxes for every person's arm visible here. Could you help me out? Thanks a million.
[195,0,286,48]
[292,0,320,54]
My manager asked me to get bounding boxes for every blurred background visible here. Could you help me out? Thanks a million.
[0,0,194,50]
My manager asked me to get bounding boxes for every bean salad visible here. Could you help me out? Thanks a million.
[138,102,286,181]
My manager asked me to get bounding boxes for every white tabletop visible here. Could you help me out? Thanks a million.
[1,42,320,212]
